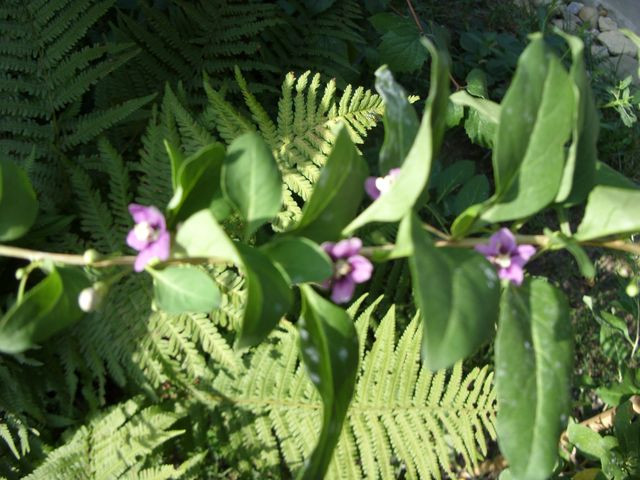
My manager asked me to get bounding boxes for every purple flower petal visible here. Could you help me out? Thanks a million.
[128,204,166,230]
[499,264,524,286]
[321,242,336,260]
[331,276,356,304]
[332,238,362,258]
[348,255,373,283]
[516,244,536,262]
[475,244,498,257]
[388,168,401,178]
[365,177,381,200]
[147,231,171,260]
[132,232,170,272]
[127,228,149,251]
[492,228,517,254]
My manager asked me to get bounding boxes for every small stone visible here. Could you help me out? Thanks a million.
[562,12,583,31]
[551,18,564,30]
[578,6,599,27]
[598,30,637,56]
[590,44,608,58]
[566,1,584,16]
[611,54,640,86]
[598,15,617,32]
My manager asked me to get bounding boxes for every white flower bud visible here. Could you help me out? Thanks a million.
[626,281,639,298]
[83,249,101,264]
[77,282,106,312]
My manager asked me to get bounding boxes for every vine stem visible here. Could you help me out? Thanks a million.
[1,233,639,268]
[0,244,229,269]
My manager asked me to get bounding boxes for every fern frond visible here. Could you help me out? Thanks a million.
[213,297,497,478]
[0,0,149,205]
[204,70,384,227]
[22,397,184,480]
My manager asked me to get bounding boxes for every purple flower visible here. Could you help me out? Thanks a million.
[365,168,401,200]
[321,238,373,304]
[474,228,536,286]
[126,204,171,272]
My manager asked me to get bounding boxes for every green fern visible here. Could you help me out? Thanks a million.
[212,297,497,479]
[99,0,283,106]
[22,396,200,480]
[203,68,385,230]
[0,0,153,206]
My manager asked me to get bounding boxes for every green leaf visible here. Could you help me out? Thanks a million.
[600,312,633,344]
[466,68,488,98]
[568,423,610,459]
[449,91,500,124]
[481,35,574,222]
[235,244,292,349]
[375,66,419,172]
[151,266,220,314]
[450,76,500,149]
[453,175,489,215]
[434,160,475,202]
[175,210,242,266]
[594,161,638,190]
[344,38,450,233]
[303,0,336,15]
[222,132,282,238]
[370,14,427,73]
[261,237,332,285]
[407,214,500,370]
[165,139,186,192]
[0,159,38,241]
[0,267,88,354]
[554,32,599,205]
[294,124,368,243]
[496,278,573,480]
[545,230,595,279]
[297,285,359,480]
[167,142,226,224]
[575,186,640,241]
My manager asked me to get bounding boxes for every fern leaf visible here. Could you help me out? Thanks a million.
[212,297,498,478]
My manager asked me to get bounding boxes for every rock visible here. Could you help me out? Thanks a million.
[566,1,584,16]
[598,30,637,56]
[590,44,609,58]
[552,18,565,30]
[598,15,618,32]
[578,6,599,27]
[562,11,583,31]
[610,54,640,86]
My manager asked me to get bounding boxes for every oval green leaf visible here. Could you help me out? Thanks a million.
[0,159,38,241]
[293,124,367,243]
[297,285,359,480]
[151,266,220,314]
[261,236,332,285]
[222,132,282,238]
[167,142,226,225]
[175,209,242,266]
[496,277,573,480]
[481,35,574,222]
[575,186,640,241]
[0,267,88,354]
[235,244,292,349]
[344,38,450,234]
[375,66,419,172]
[407,214,500,370]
